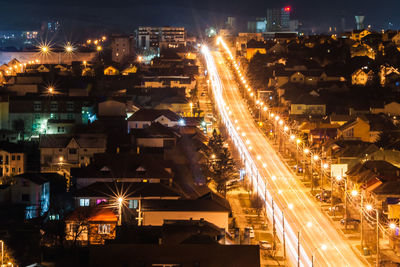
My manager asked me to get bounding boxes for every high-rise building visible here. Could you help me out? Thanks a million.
[137,27,186,50]
[111,35,134,63]
[41,21,60,35]
[266,7,291,32]
[247,18,267,33]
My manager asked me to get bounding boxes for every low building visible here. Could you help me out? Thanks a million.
[0,141,25,177]
[141,193,231,231]
[65,206,118,245]
[351,68,374,86]
[290,93,326,115]
[71,153,174,189]
[75,181,182,208]
[131,122,179,148]
[0,172,66,219]
[39,133,107,174]
[127,109,181,131]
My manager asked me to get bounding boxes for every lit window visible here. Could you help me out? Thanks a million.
[98,224,111,234]
[79,198,90,206]
[129,199,138,209]
[96,199,107,205]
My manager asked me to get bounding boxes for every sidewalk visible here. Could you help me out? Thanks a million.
[227,187,287,266]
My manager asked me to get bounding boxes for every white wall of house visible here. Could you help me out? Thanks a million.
[142,211,229,230]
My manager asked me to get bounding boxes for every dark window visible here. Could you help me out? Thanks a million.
[21,194,30,202]
[5,156,8,164]
[12,168,15,173]
[69,148,77,154]
[17,155,20,160]
[11,155,15,160]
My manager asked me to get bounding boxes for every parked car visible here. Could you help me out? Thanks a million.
[245,226,255,238]
[259,240,273,250]
[340,218,360,225]
[316,190,331,202]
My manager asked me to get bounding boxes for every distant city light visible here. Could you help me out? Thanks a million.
[284,6,291,12]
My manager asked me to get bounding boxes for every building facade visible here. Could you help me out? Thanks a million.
[137,27,186,50]
[111,35,134,63]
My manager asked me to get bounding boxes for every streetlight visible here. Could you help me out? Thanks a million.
[311,155,319,194]
[296,139,301,172]
[312,244,327,267]
[303,148,310,179]
[364,204,380,267]
[298,221,312,267]
[117,197,124,226]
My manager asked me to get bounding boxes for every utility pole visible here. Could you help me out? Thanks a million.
[376,211,379,267]
[282,210,286,259]
[360,194,364,249]
[344,178,348,231]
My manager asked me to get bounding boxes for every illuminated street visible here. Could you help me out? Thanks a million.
[202,45,368,266]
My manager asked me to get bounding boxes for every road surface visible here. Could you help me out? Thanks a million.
[202,45,367,267]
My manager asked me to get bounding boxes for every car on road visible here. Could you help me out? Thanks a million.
[259,240,273,250]
[245,226,255,238]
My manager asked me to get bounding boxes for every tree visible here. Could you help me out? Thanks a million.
[208,129,223,154]
[208,131,238,196]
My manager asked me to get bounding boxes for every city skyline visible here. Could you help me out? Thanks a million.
[0,0,399,33]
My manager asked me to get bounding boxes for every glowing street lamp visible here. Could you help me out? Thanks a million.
[96,45,102,51]
[65,44,74,53]
[117,197,124,226]
[48,87,54,94]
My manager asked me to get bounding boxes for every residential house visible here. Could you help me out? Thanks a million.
[391,32,400,45]
[350,30,371,41]
[0,172,66,219]
[290,93,326,116]
[337,114,398,142]
[104,66,120,76]
[65,206,118,245]
[70,153,174,189]
[141,192,231,231]
[8,95,95,137]
[75,181,182,210]
[39,133,107,173]
[370,101,400,116]
[131,122,179,149]
[0,141,25,177]
[127,109,181,131]
[346,160,400,212]
[350,43,375,59]
[351,68,374,85]
[245,39,266,60]
[324,140,379,176]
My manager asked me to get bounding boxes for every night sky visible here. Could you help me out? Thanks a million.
[0,0,399,33]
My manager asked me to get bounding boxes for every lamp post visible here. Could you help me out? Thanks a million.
[303,148,310,180]
[296,139,301,173]
[311,155,319,194]
[117,197,123,226]
[312,244,327,267]
[365,204,379,267]
[297,221,312,267]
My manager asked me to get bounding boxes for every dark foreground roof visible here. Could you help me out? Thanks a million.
[90,244,260,267]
